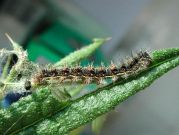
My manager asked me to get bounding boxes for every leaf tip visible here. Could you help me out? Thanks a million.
[5,33,23,51]
[93,37,112,42]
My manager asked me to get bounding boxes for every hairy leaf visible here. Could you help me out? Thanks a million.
[0,48,179,134]
[54,38,109,67]
[0,38,108,134]
[15,48,179,134]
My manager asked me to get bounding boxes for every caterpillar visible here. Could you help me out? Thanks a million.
[0,51,152,107]
[30,51,152,88]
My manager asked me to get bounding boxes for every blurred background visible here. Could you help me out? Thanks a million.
[0,0,179,134]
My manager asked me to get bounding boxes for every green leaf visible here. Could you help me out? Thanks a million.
[0,88,70,134]
[1,48,179,135]
[92,114,107,135]
[14,48,179,134]
[54,38,109,67]
[1,54,12,80]
[6,33,24,52]
[0,38,107,134]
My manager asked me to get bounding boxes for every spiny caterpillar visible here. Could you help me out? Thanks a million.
[30,51,152,88]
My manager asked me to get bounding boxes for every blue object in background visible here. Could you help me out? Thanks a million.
[1,91,32,108]
[0,53,23,108]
